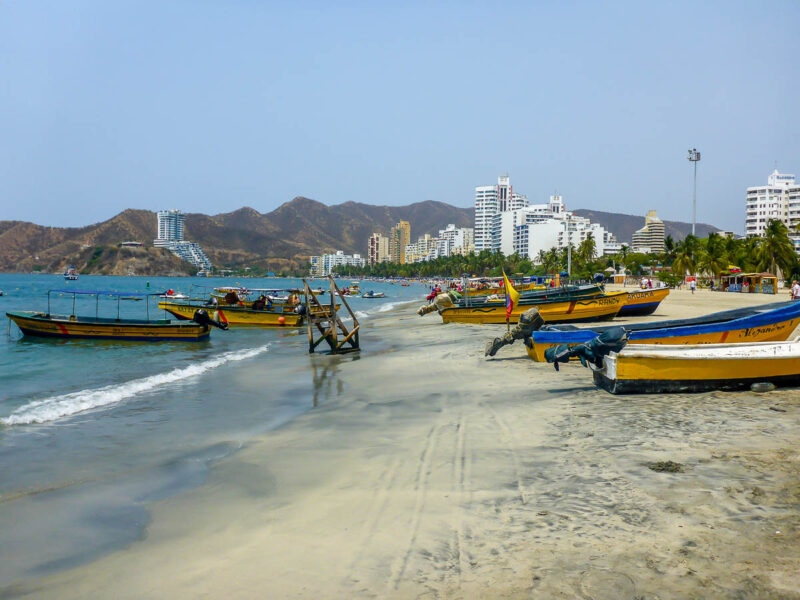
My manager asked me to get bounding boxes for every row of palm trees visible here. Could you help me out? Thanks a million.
[329,220,799,281]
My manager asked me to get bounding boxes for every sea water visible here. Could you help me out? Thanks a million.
[0,273,426,588]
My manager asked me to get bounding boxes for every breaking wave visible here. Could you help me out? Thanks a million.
[2,345,271,426]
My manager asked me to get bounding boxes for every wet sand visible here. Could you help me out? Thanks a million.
[14,288,800,599]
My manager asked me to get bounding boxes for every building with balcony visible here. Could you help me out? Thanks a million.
[367,233,390,265]
[153,209,213,271]
[631,210,665,253]
[746,169,800,252]
[389,221,411,263]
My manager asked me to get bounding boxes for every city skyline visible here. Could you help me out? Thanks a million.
[1,2,798,233]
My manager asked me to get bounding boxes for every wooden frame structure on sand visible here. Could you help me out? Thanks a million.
[302,275,360,354]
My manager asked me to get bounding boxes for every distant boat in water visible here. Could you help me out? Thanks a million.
[63,266,79,281]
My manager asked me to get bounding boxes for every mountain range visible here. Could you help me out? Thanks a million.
[0,198,719,275]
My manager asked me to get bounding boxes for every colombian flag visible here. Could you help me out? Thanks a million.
[503,271,520,320]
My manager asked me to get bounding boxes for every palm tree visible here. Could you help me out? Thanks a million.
[672,238,696,279]
[578,233,596,263]
[697,245,728,284]
[757,219,796,276]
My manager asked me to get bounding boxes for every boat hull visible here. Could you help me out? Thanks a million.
[525,303,800,361]
[440,292,626,324]
[592,340,800,394]
[617,288,670,316]
[7,311,210,341]
[159,301,304,327]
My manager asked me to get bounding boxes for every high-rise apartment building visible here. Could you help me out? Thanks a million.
[508,195,616,261]
[367,233,390,265]
[631,210,665,253]
[474,175,528,251]
[309,251,366,276]
[154,209,186,246]
[153,209,213,271]
[746,169,800,252]
[389,221,411,263]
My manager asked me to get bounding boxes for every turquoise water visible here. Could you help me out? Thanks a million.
[0,273,426,588]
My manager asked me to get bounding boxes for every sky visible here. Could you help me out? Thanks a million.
[1,1,798,233]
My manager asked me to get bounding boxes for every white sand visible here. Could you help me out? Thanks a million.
[20,289,800,599]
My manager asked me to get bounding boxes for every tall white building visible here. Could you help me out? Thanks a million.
[310,251,366,276]
[631,210,666,253]
[154,209,186,246]
[474,175,528,251]
[746,169,800,252]
[153,209,213,271]
[504,195,617,261]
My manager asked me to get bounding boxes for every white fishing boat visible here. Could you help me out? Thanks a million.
[63,266,79,281]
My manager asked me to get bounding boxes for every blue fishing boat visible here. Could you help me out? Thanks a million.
[524,301,800,361]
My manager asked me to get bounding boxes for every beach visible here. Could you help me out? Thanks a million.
[4,285,800,599]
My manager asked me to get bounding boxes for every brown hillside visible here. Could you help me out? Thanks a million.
[0,198,474,274]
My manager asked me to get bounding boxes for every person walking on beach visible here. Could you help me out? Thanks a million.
[791,280,800,300]
[690,278,696,294]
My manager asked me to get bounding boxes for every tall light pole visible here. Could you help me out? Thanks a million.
[566,214,571,278]
[687,148,701,236]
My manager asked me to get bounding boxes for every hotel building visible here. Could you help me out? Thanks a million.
[746,169,800,252]
[631,210,666,253]
[474,175,528,252]
[367,233,390,265]
[153,209,213,271]
[389,221,411,263]
[309,251,366,276]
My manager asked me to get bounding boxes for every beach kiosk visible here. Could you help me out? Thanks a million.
[721,272,777,294]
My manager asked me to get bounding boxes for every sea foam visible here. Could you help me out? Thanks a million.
[2,345,270,426]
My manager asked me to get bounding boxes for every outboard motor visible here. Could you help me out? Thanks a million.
[544,327,628,371]
[294,303,307,316]
[192,309,229,330]
[485,307,546,357]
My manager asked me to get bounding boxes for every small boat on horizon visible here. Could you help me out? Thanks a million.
[63,266,79,281]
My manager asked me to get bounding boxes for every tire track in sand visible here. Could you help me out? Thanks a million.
[450,413,470,588]
[389,422,440,590]
[485,403,529,505]
[343,456,403,587]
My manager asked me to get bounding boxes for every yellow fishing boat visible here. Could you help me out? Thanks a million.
[618,287,670,316]
[591,337,800,394]
[525,301,800,362]
[159,300,306,327]
[440,291,626,324]
[210,287,305,308]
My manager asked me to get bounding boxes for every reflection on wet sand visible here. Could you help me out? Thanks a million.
[311,354,359,407]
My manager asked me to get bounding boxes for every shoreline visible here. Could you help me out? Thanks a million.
[10,290,800,599]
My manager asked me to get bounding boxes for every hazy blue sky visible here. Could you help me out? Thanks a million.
[1,1,798,232]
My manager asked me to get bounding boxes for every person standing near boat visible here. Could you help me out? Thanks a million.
[791,280,800,300]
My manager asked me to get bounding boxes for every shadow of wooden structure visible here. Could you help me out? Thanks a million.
[302,275,360,354]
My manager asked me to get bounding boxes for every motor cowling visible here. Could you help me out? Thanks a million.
[192,309,229,330]
[544,327,628,371]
